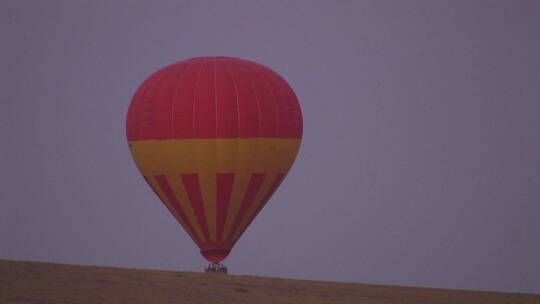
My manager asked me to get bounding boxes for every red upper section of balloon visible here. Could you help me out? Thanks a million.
[126,57,303,141]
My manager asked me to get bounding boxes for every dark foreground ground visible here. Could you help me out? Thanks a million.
[1,259,538,304]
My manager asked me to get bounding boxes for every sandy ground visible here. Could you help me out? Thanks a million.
[1,259,538,304]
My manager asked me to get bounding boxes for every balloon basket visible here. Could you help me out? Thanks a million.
[205,263,228,274]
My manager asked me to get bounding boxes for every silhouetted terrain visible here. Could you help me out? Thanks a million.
[1,259,538,304]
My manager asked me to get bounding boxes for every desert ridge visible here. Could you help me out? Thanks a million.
[1,259,538,304]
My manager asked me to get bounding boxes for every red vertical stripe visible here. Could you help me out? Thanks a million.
[153,175,200,245]
[181,173,211,241]
[154,64,188,139]
[253,63,297,138]
[140,68,170,139]
[267,67,303,138]
[237,59,278,137]
[193,61,216,138]
[171,62,199,138]
[215,60,239,137]
[216,173,235,241]
[231,173,285,244]
[152,67,175,139]
[227,173,266,240]
[227,59,260,138]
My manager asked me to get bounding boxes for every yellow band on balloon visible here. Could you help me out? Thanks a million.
[128,138,301,243]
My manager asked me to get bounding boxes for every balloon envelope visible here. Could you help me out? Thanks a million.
[126,57,303,263]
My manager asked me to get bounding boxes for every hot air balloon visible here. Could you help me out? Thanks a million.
[126,57,302,269]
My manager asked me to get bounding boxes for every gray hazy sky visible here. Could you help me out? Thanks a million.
[2,0,540,294]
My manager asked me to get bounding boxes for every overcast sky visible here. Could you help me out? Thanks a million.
[2,0,540,294]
